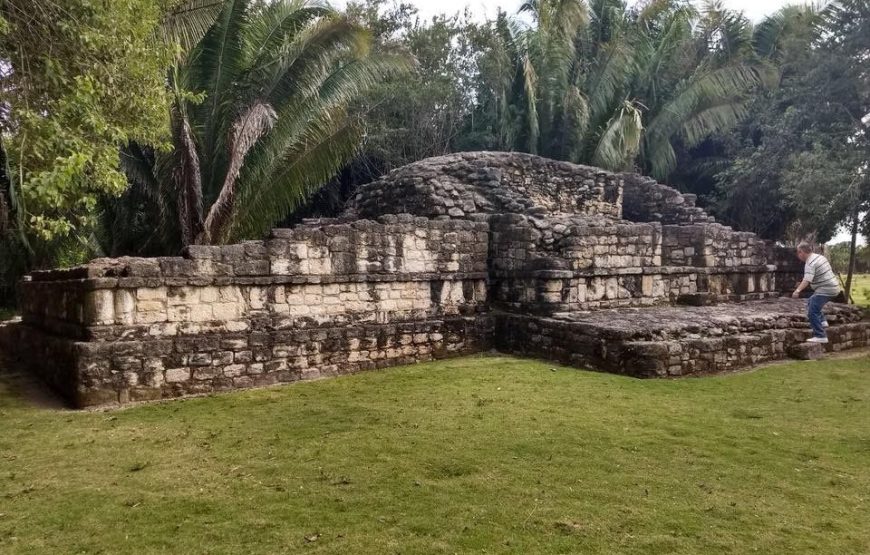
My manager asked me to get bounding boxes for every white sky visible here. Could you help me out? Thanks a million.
[332,0,804,22]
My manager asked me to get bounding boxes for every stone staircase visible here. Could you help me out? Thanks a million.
[494,299,870,377]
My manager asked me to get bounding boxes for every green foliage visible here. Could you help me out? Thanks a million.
[0,0,181,241]
[0,0,865,269]
[828,243,870,274]
[463,0,769,177]
[108,0,410,252]
[711,0,869,241]
[852,274,870,307]
[345,1,483,170]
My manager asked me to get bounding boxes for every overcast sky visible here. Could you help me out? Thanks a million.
[332,0,803,22]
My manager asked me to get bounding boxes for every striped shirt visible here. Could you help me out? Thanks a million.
[803,253,841,296]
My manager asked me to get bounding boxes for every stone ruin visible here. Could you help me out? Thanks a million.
[1,152,868,407]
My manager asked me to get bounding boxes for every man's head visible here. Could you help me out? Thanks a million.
[796,242,814,262]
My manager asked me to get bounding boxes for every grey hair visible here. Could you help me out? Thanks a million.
[797,242,814,254]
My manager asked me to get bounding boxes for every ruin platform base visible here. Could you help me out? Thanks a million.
[5,152,870,407]
[494,299,870,377]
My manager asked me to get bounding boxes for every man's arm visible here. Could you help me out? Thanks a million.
[794,256,815,298]
[792,280,811,298]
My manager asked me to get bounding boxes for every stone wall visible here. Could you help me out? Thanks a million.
[661,224,768,268]
[13,218,491,406]
[491,271,701,314]
[487,214,661,273]
[622,173,715,225]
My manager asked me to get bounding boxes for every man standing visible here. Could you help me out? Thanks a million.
[792,242,842,343]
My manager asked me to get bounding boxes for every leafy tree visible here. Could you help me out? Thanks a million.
[828,242,870,274]
[712,0,869,295]
[462,0,771,178]
[0,0,221,307]
[0,0,220,244]
[345,0,482,170]
[106,0,410,254]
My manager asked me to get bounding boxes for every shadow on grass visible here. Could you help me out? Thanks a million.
[0,355,67,410]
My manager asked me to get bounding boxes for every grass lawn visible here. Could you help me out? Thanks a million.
[1,355,869,554]
[850,274,870,307]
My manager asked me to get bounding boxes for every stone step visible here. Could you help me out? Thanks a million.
[496,301,870,378]
[787,342,826,360]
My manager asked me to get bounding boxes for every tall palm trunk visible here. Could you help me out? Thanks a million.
[173,115,204,246]
[0,146,9,235]
[844,209,859,303]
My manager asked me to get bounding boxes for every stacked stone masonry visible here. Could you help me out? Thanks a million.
[3,152,868,407]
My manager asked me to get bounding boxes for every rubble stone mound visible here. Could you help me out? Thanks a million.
[2,152,868,407]
[344,152,623,221]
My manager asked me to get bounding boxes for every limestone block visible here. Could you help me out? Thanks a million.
[137,287,167,301]
[83,290,116,325]
[226,321,249,333]
[212,303,242,321]
[167,286,200,306]
[165,368,191,383]
[189,304,215,322]
[200,286,220,303]
[605,278,619,300]
[137,306,169,325]
[787,342,825,360]
[114,290,136,325]
[218,286,242,303]
[247,287,267,310]
[223,364,247,377]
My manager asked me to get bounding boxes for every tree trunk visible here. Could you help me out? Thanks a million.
[844,210,859,304]
[0,137,12,235]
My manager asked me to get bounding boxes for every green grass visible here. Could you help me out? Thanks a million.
[1,355,869,554]
[0,307,15,321]
[850,273,870,307]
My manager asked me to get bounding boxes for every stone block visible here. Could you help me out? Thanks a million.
[84,290,115,325]
[165,368,191,383]
[787,342,825,360]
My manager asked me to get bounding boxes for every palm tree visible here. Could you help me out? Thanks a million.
[111,0,409,252]
[471,0,773,180]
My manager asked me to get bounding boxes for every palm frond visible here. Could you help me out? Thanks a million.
[591,101,643,171]
[242,1,332,83]
[203,101,277,243]
[262,17,373,109]
[161,0,225,57]
[226,45,409,241]
[585,39,635,124]
[190,0,249,191]
[680,100,748,146]
[174,115,205,245]
[231,120,363,241]
[752,4,821,62]
[563,85,590,161]
[522,52,540,153]
[644,63,763,177]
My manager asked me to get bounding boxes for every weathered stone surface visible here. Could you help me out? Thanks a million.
[496,300,868,377]
[4,151,868,408]
[344,152,623,221]
[787,342,825,360]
